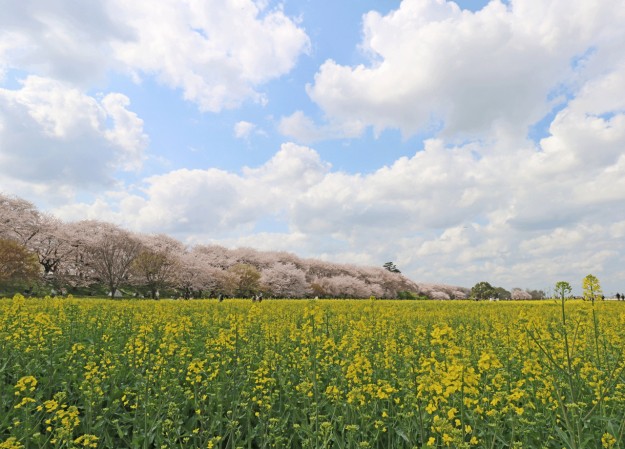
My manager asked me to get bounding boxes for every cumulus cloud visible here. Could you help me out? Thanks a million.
[502,67,625,232]
[288,138,502,236]
[5,0,625,294]
[52,81,625,290]
[110,0,310,111]
[305,0,625,139]
[0,76,147,193]
[53,143,331,235]
[0,0,310,111]
[0,0,130,85]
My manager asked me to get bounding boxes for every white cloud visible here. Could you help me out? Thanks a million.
[101,93,148,170]
[4,0,625,295]
[53,91,625,291]
[54,142,331,235]
[289,138,499,235]
[0,76,147,193]
[234,121,256,139]
[110,0,310,111]
[241,142,331,191]
[0,0,129,85]
[278,110,364,143]
[0,0,310,111]
[305,0,625,139]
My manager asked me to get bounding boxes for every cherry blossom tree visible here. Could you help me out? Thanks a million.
[29,216,79,286]
[305,259,346,281]
[361,266,421,298]
[0,193,42,246]
[430,291,451,300]
[450,290,469,299]
[230,247,267,270]
[0,195,79,288]
[511,288,533,300]
[260,262,309,298]
[174,250,228,299]
[171,251,208,299]
[310,275,378,298]
[0,193,475,300]
[193,244,237,270]
[72,220,141,297]
[414,282,470,300]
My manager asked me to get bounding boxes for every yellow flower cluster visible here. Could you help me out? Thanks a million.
[1,296,625,448]
[0,438,23,449]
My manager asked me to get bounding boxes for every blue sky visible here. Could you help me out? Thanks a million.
[1,0,624,294]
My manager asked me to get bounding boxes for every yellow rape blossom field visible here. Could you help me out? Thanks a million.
[1,295,625,449]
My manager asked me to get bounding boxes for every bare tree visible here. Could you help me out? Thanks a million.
[132,234,183,299]
[0,238,41,286]
[227,263,261,297]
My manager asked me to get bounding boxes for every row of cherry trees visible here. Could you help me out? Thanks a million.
[1,193,431,299]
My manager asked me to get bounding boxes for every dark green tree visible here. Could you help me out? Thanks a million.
[471,281,496,301]
[493,286,511,300]
[383,262,401,273]
[526,289,546,300]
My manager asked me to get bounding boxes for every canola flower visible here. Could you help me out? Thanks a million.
[0,295,624,448]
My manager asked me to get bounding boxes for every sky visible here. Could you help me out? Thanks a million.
[1,0,624,295]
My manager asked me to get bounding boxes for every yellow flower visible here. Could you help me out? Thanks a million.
[207,437,222,449]
[14,376,37,395]
[14,397,36,409]
[602,433,617,448]
[43,399,59,412]
[0,438,24,449]
[74,434,99,448]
